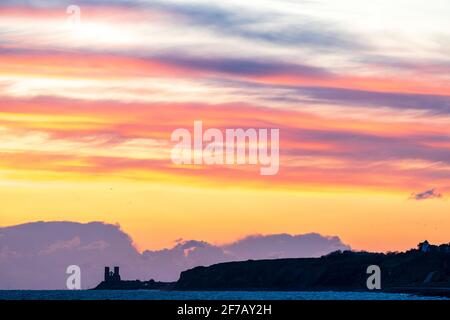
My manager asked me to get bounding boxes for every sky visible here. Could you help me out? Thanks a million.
[0,0,449,253]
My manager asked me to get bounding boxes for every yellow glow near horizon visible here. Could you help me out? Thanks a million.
[1,178,448,253]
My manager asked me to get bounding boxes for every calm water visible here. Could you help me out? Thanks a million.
[0,290,446,300]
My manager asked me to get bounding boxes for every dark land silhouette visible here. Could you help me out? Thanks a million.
[95,266,174,290]
[94,241,450,298]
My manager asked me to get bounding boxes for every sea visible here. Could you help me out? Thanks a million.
[0,290,447,300]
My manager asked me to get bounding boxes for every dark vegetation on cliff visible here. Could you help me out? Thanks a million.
[175,246,450,291]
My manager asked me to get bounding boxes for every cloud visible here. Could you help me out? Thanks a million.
[0,0,139,9]
[10,0,361,51]
[0,221,350,289]
[0,94,449,191]
[410,188,443,201]
[223,233,349,260]
[138,0,366,51]
[155,55,332,78]
[39,236,81,255]
[296,86,450,115]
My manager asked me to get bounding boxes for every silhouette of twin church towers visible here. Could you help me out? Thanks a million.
[104,266,121,282]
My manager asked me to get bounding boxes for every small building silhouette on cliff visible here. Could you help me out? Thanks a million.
[418,241,431,253]
[418,241,450,253]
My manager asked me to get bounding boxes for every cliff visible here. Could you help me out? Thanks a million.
[174,249,450,292]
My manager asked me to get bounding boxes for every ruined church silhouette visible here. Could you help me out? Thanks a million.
[104,266,121,282]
